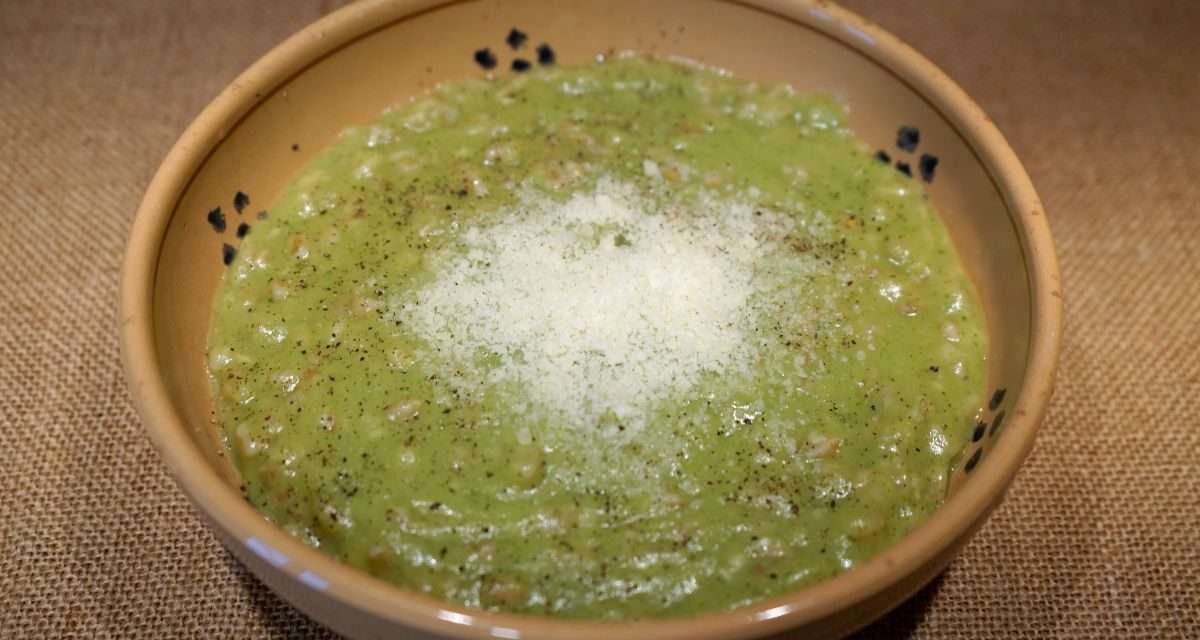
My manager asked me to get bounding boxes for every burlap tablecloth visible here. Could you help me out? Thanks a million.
[2,0,1197,637]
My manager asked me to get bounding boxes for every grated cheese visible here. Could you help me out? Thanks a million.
[402,179,800,433]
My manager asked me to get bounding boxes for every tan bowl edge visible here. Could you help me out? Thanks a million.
[120,1,1063,638]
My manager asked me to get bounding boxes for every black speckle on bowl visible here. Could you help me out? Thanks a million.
[964,448,983,473]
[236,222,251,238]
[206,207,226,233]
[233,191,250,214]
[989,388,1007,410]
[989,410,1006,438]
[896,125,920,152]
[537,43,556,66]
[512,58,532,73]
[505,28,528,50]
[919,153,939,183]
[874,150,890,164]
[473,48,497,70]
[972,420,986,442]
[221,243,237,266]
[895,161,912,177]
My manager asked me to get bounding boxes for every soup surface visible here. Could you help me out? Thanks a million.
[209,56,986,619]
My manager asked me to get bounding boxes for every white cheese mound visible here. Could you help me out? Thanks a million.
[404,179,796,433]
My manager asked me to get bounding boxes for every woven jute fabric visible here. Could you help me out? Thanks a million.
[2,1,1197,637]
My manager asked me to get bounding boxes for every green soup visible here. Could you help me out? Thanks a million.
[209,56,986,619]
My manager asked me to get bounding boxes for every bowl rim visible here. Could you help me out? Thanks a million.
[120,1,1063,638]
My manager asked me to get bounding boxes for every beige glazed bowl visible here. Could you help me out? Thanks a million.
[121,1,1062,638]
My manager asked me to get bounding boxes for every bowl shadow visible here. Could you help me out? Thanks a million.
[847,575,944,640]
[232,554,339,639]
[231,546,943,640]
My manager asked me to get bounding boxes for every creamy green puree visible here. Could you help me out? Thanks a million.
[209,56,986,619]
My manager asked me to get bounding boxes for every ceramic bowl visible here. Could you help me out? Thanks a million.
[120,1,1062,637]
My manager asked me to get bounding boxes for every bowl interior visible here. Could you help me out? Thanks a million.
[141,0,1043,635]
